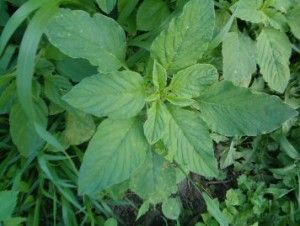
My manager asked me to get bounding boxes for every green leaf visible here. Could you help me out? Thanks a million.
[104,218,118,226]
[257,28,292,93]
[136,0,170,31]
[231,0,267,24]
[166,94,197,107]
[269,0,291,13]
[150,0,215,72]
[55,57,98,83]
[202,193,229,226]
[0,0,48,55]
[143,101,170,144]
[16,1,63,151]
[169,64,218,98]
[287,5,300,39]
[222,32,256,87]
[153,60,167,90]
[130,152,177,204]
[9,101,47,157]
[63,71,145,119]
[44,74,72,108]
[225,189,245,206]
[162,106,219,177]
[197,81,297,136]
[0,1,9,27]
[96,0,117,14]
[3,217,26,226]
[63,110,96,145]
[263,8,288,31]
[162,197,181,220]
[0,190,18,221]
[0,79,16,114]
[46,8,126,72]
[78,118,148,196]
[136,201,150,220]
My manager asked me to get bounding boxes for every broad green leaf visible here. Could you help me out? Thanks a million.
[9,101,47,157]
[151,0,215,72]
[263,8,288,31]
[222,32,256,87]
[202,193,229,226]
[143,101,170,144]
[63,71,145,119]
[130,152,177,204]
[162,197,181,220]
[231,0,267,23]
[162,106,219,177]
[197,81,297,136]
[287,5,300,39]
[96,0,117,14]
[169,64,218,98]
[46,9,126,72]
[104,218,118,226]
[136,0,170,31]
[63,110,96,145]
[0,190,18,221]
[78,118,148,196]
[269,0,291,13]
[257,28,291,92]
[55,57,98,82]
[153,60,167,90]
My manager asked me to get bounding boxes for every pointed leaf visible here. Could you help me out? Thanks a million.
[287,5,300,39]
[163,106,219,177]
[153,60,167,90]
[257,28,291,92]
[78,118,148,196]
[170,64,218,98]
[143,101,170,144]
[63,71,145,119]
[96,0,117,14]
[231,0,267,23]
[197,81,297,136]
[222,32,256,87]
[46,9,126,72]
[202,193,229,226]
[150,0,215,72]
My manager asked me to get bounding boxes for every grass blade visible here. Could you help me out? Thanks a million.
[0,0,48,56]
[16,0,63,150]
